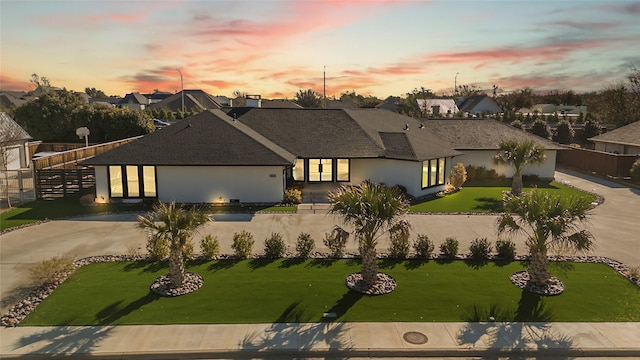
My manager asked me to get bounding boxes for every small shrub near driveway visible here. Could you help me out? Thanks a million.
[29,255,75,286]
[469,237,492,259]
[496,239,516,260]
[264,232,286,258]
[295,232,315,258]
[200,235,220,260]
[388,228,411,259]
[413,234,434,258]
[232,230,255,258]
[440,237,459,258]
[323,226,349,258]
[183,240,195,260]
[283,188,302,204]
[146,236,170,260]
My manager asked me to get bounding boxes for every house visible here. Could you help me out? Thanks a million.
[83,108,462,203]
[83,110,561,204]
[148,90,222,113]
[589,121,640,154]
[455,95,502,115]
[376,96,402,113]
[117,93,149,110]
[143,90,172,104]
[416,99,458,116]
[422,119,563,179]
[0,112,32,170]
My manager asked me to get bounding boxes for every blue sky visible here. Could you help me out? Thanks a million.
[1,0,639,98]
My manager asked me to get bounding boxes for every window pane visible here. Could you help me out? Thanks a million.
[337,159,349,181]
[293,159,305,181]
[422,161,428,188]
[109,166,123,197]
[321,159,333,181]
[126,165,140,197]
[143,166,156,197]
[308,159,320,181]
[430,160,437,186]
[438,158,446,185]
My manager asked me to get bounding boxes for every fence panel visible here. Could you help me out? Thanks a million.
[0,170,36,208]
[35,167,96,199]
[557,147,638,178]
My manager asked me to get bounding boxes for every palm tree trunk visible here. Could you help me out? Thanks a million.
[528,248,550,286]
[361,245,378,288]
[512,170,523,196]
[168,248,185,288]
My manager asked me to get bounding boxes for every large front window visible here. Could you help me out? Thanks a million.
[308,159,333,182]
[109,165,156,198]
[422,158,447,188]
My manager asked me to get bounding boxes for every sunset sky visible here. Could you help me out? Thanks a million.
[2,0,639,99]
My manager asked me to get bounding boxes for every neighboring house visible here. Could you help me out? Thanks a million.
[83,108,463,203]
[589,121,640,154]
[326,99,359,109]
[521,104,587,117]
[0,91,30,110]
[260,99,302,109]
[148,90,222,113]
[416,99,458,116]
[456,95,502,115]
[0,112,32,170]
[422,119,563,179]
[144,90,172,104]
[376,96,402,113]
[117,93,149,110]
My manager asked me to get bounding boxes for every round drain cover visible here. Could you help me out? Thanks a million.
[403,331,428,344]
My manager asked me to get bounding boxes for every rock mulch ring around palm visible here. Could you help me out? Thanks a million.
[150,272,203,297]
[510,271,565,296]
[346,272,397,295]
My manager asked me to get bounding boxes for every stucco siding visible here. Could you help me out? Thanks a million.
[350,158,447,197]
[452,150,557,179]
[594,141,640,155]
[157,166,284,203]
[94,166,109,202]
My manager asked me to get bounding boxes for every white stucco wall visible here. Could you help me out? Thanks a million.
[451,150,557,179]
[157,166,284,203]
[350,158,448,197]
[594,142,640,155]
[94,165,286,203]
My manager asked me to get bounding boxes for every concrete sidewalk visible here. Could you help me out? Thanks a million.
[2,322,640,358]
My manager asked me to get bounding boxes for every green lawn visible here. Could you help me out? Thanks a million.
[21,259,640,325]
[410,181,596,213]
[0,198,296,231]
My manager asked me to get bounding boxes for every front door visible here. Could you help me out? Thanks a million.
[308,159,333,182]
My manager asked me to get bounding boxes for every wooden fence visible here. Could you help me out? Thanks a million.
[35,168,96,198]
[32,136,142,170]
[557,147,638,178]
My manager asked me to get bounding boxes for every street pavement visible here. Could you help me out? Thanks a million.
[0,168,639,358]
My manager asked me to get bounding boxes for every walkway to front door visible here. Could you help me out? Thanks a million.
[300,182,342,204]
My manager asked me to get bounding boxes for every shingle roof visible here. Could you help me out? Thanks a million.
[589,121,640,147]
[117,93,148,105]
[421,119,564,150]
[148,90,222,112]
[82,110,295,166]
[0,112,31,143]
[260,100,302,109]
[230,108,461,161]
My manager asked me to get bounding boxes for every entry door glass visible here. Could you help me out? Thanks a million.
[126,165,140,197]
[308,159,333,182]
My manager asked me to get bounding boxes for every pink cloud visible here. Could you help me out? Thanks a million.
[0,74,31,92]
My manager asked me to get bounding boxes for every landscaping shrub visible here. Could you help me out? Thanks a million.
[200,234,220,260]
[146,236,170,260]
[413,234,434,258]
[496,239,516,260]
[283,188,302,204]
[125,243,141,257]
[510,120,524,130]
[264,232,286,258]
[630,159,640,184]
[554,120,575,144]
[295,232,315,258]
[450,162,467,190]
[29,255,75,286]
[323,226,349,258]
[183,239,195,260]
[469,237,492,259]
[79,194,94,206]
[465,165,501,181]
[582,117,602,140]
[232,230,255,258]
[439,237,459,258]
[388,227,410,259]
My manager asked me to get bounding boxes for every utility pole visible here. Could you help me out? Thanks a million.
[454,72,459,96]
[176,68,184,118]
[323,66,326,109]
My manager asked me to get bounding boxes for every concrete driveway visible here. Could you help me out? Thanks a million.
[1,169,639,313]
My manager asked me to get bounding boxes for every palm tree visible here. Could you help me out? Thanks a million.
[137,201,210,289]
[328,181,411,290]
[494,139,546,196]
[497,190,594,288]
